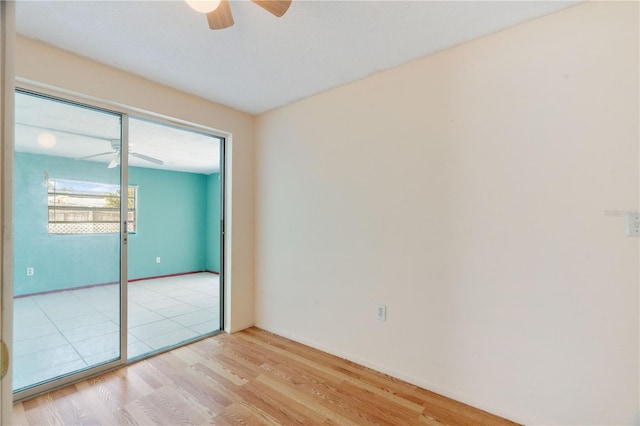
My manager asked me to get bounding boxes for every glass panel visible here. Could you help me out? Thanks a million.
[13,91,122,392]
[126,117,222,360]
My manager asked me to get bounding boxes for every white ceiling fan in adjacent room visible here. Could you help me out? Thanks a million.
[75,138,164,169]
[16,121,166,169]
[15,92,220,174]
[185,0,292,30]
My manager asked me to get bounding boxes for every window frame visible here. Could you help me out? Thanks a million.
[47,178,138,235]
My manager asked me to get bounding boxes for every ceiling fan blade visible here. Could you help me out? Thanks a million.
[131,152,164,166]
[207,0,234,30]
[74,151,114,161]
[251,0,291,17]
[107,155,120,169]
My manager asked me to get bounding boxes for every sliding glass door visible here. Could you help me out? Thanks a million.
[126,117,222,360]
[11,89,224,398]
[13,91,124,396]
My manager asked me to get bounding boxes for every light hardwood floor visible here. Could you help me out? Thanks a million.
[13,327,518,425]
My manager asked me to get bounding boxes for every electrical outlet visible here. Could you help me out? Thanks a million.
[376,304,386,321]
[626,212,640,237]
[26,267,34,276]
[156,257,161,264]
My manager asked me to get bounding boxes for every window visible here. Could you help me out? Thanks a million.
[47,179,137,235]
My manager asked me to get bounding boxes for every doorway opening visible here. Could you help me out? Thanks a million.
[12,89,225,399]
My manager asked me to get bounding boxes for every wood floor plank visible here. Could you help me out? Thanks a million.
[245,328,432,406]
[215,401,281,426]
[240,376,329,424]
[243,328,514,426]
[239,331,427,413]
[126,358,166,390]
[45,385,97,426]
[135,385,198,425]
[121,397,155,425]
[20,397,46,425]
[256,361,400,424]
[254,373,356,425]
[147,353,230,415]
[34,393,66,426]
[89,370,145,409]
[73,378,136,426]
[229,380,322,425]
[12,400,29,425]
[13,327,519,426]
[418,412,449,425]
[113,366,155,399]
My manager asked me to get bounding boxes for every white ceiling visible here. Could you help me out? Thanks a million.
[15,0,579,116]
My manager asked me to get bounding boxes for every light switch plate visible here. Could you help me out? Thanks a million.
[377,304,386,321]
[626,212,640,237]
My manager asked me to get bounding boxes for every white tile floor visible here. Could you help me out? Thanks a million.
[13,272,220,391]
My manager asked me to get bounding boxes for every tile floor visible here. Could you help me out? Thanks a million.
[13,272,220,391]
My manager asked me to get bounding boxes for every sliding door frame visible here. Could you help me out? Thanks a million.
[119,115,129,363]
[13,89,128,402]
[0,1,15,422]
[11,82,228,401]
[219,135,226,331]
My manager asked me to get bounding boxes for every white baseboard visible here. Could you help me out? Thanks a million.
[254,322,556,426]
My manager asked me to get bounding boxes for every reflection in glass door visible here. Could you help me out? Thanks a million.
[12,91,123,395]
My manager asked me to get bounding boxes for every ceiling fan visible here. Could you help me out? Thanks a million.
[186,0,292,30]
[76,139,164,169]
[15,122,165,169]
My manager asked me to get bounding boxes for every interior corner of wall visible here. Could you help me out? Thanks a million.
[227,322,254,334]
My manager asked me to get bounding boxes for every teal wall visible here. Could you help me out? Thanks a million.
[127,164,207,280]
[206,173,220,272]
[14,152,220,296]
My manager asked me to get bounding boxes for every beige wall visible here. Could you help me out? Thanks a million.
[14,36,255,333]
[254,2,639,424]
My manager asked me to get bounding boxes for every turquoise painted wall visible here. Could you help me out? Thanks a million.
[127,164,207,280]
[206,173,220,272]
[14,152,220,296]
